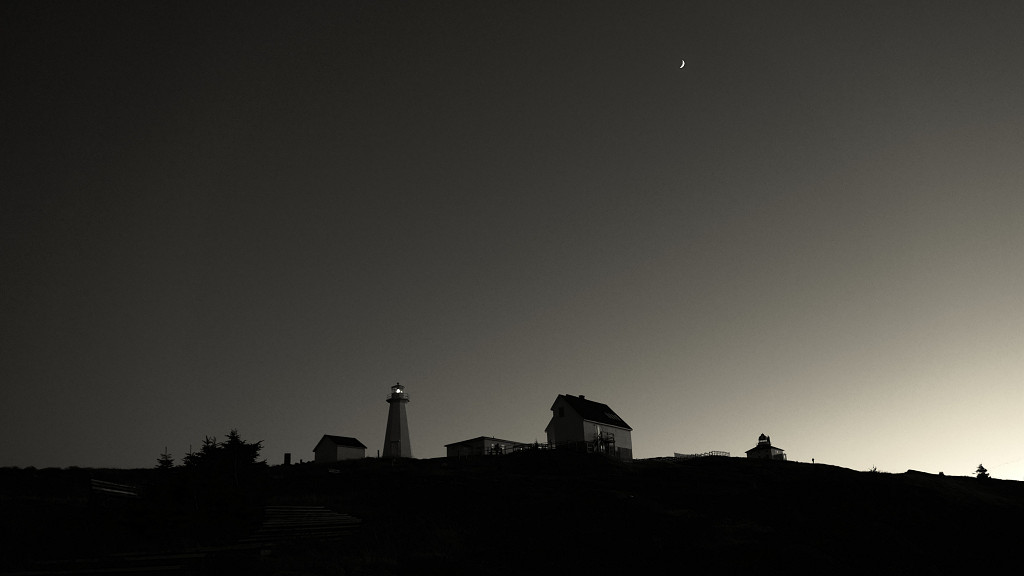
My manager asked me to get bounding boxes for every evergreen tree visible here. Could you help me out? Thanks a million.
[182,436,217,468]
[181,430,267,509]
[182,431,264,471]
[976,464,990,479]
[157,447,175,469]
[223,428,263,466]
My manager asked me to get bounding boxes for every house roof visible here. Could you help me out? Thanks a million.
[314,435,367,451]
[554,394,632,430]
[444,436,524,448]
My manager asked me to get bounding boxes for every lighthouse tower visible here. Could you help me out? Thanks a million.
[382,382,412,458]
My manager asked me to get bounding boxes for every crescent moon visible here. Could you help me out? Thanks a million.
[680,60,685,68]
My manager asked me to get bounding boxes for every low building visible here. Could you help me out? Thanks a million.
[313,435,367,463]
[545,394,633,461]
[745,433,786,461]
[445,436,527,458]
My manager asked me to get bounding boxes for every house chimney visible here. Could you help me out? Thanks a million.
[579,395,585,400]
[284,453,291,465]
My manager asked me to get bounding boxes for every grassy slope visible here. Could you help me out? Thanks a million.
[2,454,1021,574]
[269,452,1023,574]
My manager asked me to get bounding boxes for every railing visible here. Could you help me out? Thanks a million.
[674,451,731,460]
[511,442,551,452]
[90,479,141,498]
[486,443,514,455]
[536,439,621,457]
[453,439,627,457]
[386,392,409,401]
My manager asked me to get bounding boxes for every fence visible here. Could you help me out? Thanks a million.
[90,479,140,498]
[673,451,730,460]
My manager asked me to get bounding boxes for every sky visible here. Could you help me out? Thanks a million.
[2,1,1022,479]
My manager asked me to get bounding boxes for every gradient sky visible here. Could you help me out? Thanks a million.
[3,1,1022,479]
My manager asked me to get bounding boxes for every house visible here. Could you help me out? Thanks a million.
[545,394,633,461]
[745,433,786,461]
[445,436,528,458]
[313,435,367,463]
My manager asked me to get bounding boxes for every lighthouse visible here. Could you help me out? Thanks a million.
[382,382,412,458]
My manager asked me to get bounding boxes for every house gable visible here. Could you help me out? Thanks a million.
[549,394,632,431]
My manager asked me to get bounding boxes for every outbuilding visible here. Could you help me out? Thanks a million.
[445,436,527,458]
[313,435,367,463]
[745,433,787,461]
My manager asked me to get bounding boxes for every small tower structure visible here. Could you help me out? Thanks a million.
[745,433,787,461]
[382,382,412,458]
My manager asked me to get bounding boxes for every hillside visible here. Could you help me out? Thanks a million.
[3,453,1022,574]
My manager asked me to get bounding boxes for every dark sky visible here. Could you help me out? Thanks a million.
[3,1,1022,478]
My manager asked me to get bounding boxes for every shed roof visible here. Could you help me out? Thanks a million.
[314,435,367,450]
[554,394,632,430]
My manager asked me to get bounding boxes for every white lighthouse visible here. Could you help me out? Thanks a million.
[382,382,412,458]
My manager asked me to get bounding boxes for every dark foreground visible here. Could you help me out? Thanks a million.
[2,453,1022,574]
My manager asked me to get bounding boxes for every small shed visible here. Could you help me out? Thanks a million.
[313,435,367,463]
[445,436,527,458]
[745,433,787,461]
